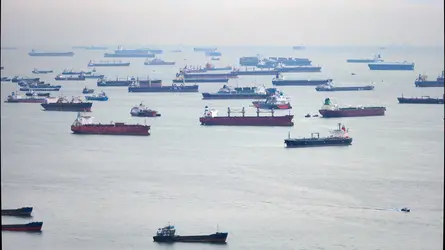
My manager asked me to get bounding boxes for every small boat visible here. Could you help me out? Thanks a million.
[2,222,43,232]
[85,91,108,101]
[82,87,94,94]
[153,224,228,243]
[25,91,50,97]
[32,68,54,74]
[130,103,161,117]
[1,207,33,216]
[144,58,176,66]
[304,114,311,118]
[400,207,410,212]
[252,92,292,110]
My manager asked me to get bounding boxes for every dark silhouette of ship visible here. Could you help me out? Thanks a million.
[285,123,352,148]
[153,224,228,244]
[397,94,444,104]
[319,98,386,118]
[1,207,33,217]
[414,71,444,87]
[41,96,93,112]
[2,222,43,232]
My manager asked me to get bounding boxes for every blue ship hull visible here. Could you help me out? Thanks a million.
[368,63,414,71]
[415,81,444,87]
[347,59,380,63]
[85,96,108,101]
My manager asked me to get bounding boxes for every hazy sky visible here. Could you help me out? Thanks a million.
[1,0,443,47]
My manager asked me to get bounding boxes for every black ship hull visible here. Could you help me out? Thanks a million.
[153,233,228,243]
[202,93,268,99]
[1,207,33,217]
[41,103,93,111]
[397,97,444,104]
[128,85,199,92]
[285,138,353,148]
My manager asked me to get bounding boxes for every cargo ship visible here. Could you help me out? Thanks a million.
[239,56,260,66]
[25,91,50,97]
[85,91,108,101]
[202,85,274,99]
[347,54,383,63]
[368,61,415,71]
[84,74,105,79]
[41,96,93,112]
[144,58,175,66]
[104,52,155,58]
[414,71,444,87]
[315,82,375,91]
[28,49,74,57]
[128,82,199,93]
[32,68,53,74]
[199,106,294,126]
[55,74,86,81]
[272,73,332,86]
[20,86,60,92]
[12,76,40,82]
[173,76,229,83]
[130,103,161,117]
[285,123,353,148]
[194,47,217,52]
[232,67,277,75]
[71,112,151,136]
[252,93,292,110]
[4,92,47,103]
[2,222,43,232]
[1,77,11,81]
[82,87,94,94]
[62,69,96,75]
[88,60,130,67]
[397,94,444,104]
[319,98,386,118]
[183,72,238,79]
[153,224,227,244]
[25,82,62,89]
[276,65,322,73]
[260,57,312,67]
[1,207,33,217]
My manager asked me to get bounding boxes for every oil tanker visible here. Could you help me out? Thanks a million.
[41,97,93,111]
[272,73,332,86]
[368,61,415,71]
[285,123,353,148]
[414,71,444,87]
[71,113,151,136]
[153,224,227,244]
[199,106,294,126]
[2,222,43,232]
[1,207,33,217]
[315,83,375,92]
[319,98,386,118]
[128,82,199,92]
[397,94,444,104]
[98,77,161,87]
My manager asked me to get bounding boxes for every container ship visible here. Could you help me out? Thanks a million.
[272,73,332,86]
[28,50,74,57]
[194,47,217,52]
[252,93,292,110]
[130,103,161,117]
[87,60,130,67]
[41,96,93,112]
[1,207,33,217]
[347,54,383,63]
[202,85,275,99]
[98,77,161,87]
[368,61,415,71]
[128,82,199,93]
[315,82,375,92]
[153,224,227,244]
[71,113,151,136]
[285,123,353,148]
[144,58,175,65]
[319,98,386,118]
[62,69,96,75]
[397,94,444,104]
[414,71,444,87]
[4,92,47,103]
[2,222,43,232]
[55,74,86,81]
[32,68,53,74]
[173,77,229,83]
[199,106,294,126]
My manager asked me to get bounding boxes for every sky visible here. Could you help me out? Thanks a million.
[1,0,443,47]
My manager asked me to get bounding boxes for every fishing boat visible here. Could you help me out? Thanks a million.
[85,91,108,101]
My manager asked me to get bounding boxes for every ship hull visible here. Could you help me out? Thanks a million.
[55,77,85,81]
[153,233,227,243]
[98,80,161,87]
[319,108,386,117]
[184,73,238,79]
[252,101,292,110]
[200,115,294,126]
[368,64,414,71]
[2,222,43,232]
[173,78,228,83]
[414,81,444,87]
[1,207,33,217]
[131,112,161,117]
[128,86,199,92]
[272,79,332,86]
[88,63,130,67]
[71,125,150,136]
[347,59,381,63]
[315,85,375,91]
[206,67,232,71]
[5,99,46,103]
[20,87,60,91]
[104,53,155,58]
[41,103,92,112]
[29,52,74,57]
[144,62,176,66]
[85,96,108,101]
[32,70,53,74]
[397,97,444,104]
[278,67,321,73]
[202,93,268,99]
[285,138,353,147]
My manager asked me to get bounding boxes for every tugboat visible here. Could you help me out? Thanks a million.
[397,94,444,104]
[315,82,375,91]
[285,123,353,148]
[87,60,130,67]
[82,87,94,94]
[272,73,332,86]
[130,103,161,117]
[252,93,292,110]
[71,112,151,136]
[41,96,93,112]
[55,74,86,81]
[2,222,43,232]
[144,58,176,66]
[4,92,47,103]
[1,207,33,217]
[32,68,54,74]
[199,106,294,126]
[201,85,274,99]
[153,224,228,243]
[414,71,444,87]
[319,98,386,118]
[85,91,108,101]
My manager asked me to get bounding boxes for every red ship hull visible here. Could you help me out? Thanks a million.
[199,115,294,126]
[319,107,386,117]
[71,124,150,135]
